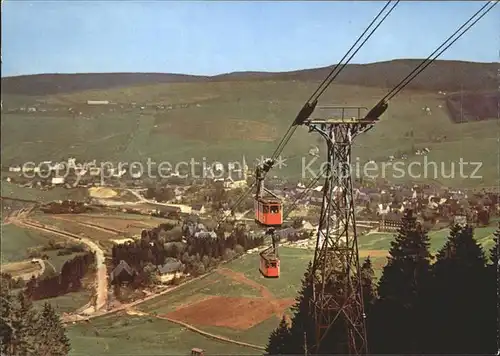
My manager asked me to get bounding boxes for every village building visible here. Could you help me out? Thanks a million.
[110,260,136,285]
[157,259,183,283]
[191,204,206,215]
[378,211,403,232]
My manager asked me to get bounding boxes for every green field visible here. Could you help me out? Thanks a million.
[225,247,313,299]
[67,224,497,353]
[359,225,496,254]
[2,81,498,187]
[34,291,91,314]
[1,224,55,264]
[1,222,91,313]
[1,223,88,267]
[66,313,260,356]
[88,247,315,351]
[1,181,88,202]
[138,247,312,315]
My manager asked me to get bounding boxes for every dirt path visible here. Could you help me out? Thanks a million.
[217,268,273,298]
[62,264,221,323]
[63,247,272,323]
[156,313,266,351]
[122,307,265,350]
[11,217,108,315]
[3,259,45,280]
[74,214,159,227]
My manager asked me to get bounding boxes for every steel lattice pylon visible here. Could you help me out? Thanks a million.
[305,106,374,355]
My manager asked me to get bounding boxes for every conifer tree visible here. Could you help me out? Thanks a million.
[492,224,500,354]
[426,224,493,354]
[266,315,291,355]
[12,292,38,355]
[1,284,71,356]
[36,303,71,356]
[276,261,315,354]
[0,282,14,355]
[370,209,431,354]
[285,262,352,354]
[360,257,376,307]
[490,223,499,266]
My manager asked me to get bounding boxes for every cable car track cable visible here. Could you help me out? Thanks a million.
[382,0,497,102]
[269,0,400,162]
[217,1,400,225]
[363,1,497,123]
[312,0,400,101]
[305,1,396,104]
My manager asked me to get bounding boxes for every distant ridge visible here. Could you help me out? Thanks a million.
[1,59,497,96]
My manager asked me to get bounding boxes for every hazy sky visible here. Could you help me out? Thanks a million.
[2,1,499,77]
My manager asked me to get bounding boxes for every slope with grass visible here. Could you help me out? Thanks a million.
[1,224,56,264]
[2,80,498,187]
[357,224,497,275]
[66,313,260,356]
[134,247,311,348]
[1,182,88,203]
[2,60,497,188]
[66,222,497,353]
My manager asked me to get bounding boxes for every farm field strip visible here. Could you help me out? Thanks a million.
[2,259,44,280]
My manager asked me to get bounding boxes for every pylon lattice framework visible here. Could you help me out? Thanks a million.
[306,106,371,355]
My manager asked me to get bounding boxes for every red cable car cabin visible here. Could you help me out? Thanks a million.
[254,197,283,227]
[259,250,280,278]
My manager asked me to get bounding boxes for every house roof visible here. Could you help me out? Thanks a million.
[110,260,136,280]
[191,204,204,210]
[158,206,181,213]
[194,231,217,239]
[158,260,183,274]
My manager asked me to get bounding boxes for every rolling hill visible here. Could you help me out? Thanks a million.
[2,59,497,96]
[1,59,497,188]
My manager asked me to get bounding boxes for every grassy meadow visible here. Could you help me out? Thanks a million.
[2,81,497,188]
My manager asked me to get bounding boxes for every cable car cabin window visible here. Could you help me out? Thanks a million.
[263,205,270,213]
[270,205,280,214]
[270,262,277,267]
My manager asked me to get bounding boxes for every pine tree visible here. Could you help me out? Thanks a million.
[490,223,499,266]
[360,257,376,306]
[36,303,71,356]
[0,281,15,355]
[426,224,493,354]
[266,315,291,355]
[12,292,38,355]
[370,209,431,354]
[285,262,352,354]
[491,224,500,355]
[267,262,315,354]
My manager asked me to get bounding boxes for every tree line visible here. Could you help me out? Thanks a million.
[111,219,265,287]
[268,209,497,354]
[24,252,95,300]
